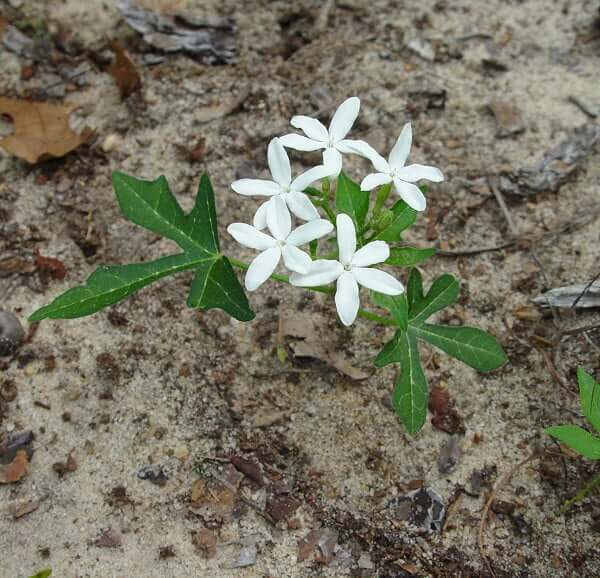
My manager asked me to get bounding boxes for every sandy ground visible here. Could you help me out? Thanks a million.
[1,0,600,576]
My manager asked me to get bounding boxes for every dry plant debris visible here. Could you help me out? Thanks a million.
[0,97,93,164]
[107,41,141,98]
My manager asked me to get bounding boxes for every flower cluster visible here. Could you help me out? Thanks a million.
[228,97,444,326]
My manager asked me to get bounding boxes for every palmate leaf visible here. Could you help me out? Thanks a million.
[30,173,254,322]
[373,268,507,434]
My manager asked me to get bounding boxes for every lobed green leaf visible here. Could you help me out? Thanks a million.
[409,274,459,324]
[372,292,408,330]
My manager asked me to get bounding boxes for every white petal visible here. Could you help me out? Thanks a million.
[336,140,390,173]
[266,195,291,240]
[291,115,329,141]
[322,148,343,176]
[351,240,390,267]
[389,123,412,169]
[328,96,360,142]
[279,133,325,151]
[336,213,356,266]
[286,191,320,222]
[393,178,427,212]
[352,267,404,295]
[286,219,333,246]
[335,271,360,326]
[227,223,276,251]
[360,172,392,191]
[232,179,281,197]
[245,247,281,291]
[267,138,291,187]
[281,244,312,274]
[394,163,444,183]
[290,259,343,287]
[291,164,332,192]
[253,200,269,230]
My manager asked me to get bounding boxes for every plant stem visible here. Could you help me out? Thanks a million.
[228,257,396,326]
[559,470,600,515]
[372,182,393,219]
[317,199,337,223]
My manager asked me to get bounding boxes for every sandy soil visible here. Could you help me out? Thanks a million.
[1,0,600,576]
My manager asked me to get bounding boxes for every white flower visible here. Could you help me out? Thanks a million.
[290,214,404,326]
[231,138,330,230]
[279,96,376,176]
[356,123,444,212]
[228,196,333,291]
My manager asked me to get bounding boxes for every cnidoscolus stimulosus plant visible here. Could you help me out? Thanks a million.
[30,97,507,435]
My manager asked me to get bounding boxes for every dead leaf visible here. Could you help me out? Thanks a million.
[0,16,7,36]
[35,250,67,280]
[192,528,217,559]
[52,449,78,478]
[487,100,526,138]
[267,495,300,523]
[279,314,369,380]
[533,281,600,309]
[0,256,36,277]
[108,41,141,98]
[230,455,263,485]
[429,386,464,434]
[0,450,30,484]
[298,528,322,562]
[10,497,40,519]
[0,97,93,164]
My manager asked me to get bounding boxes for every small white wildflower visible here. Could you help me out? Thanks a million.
[231,138,330,230]
[227,196,333,291]
[290,213,404,326]
[279,97,376,176]
[355,123,444,211]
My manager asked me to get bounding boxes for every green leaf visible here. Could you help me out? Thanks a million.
[387,247,436,267]
[30,173,255,322]
[187,257,254,321]
[336,172,370,232]
[406,268,424,310]
[545,425,600,460]
[373,292,408,330]
[413,324,507,371]
[376,200,417,242]
[374,332,402,367]
[578,368,600,433]
[392,331,428,435]
[409,274,459,324]
[373,269,507,434]
[29,253,209,321]
[113,172,209,257]
[29,570,51,578]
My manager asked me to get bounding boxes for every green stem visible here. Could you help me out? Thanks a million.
[318,199,337,223]
[559,470,600,515]
[228,257,396,326]
[372,182,393,220]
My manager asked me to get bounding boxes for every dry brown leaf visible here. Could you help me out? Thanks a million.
[0,16,7,36]
[0,450,30,484]
[35,250,67,280]
[10,497,40,519]
[108,41,141,99]
[279,314,369,380]
[192,528,217,559]
[0,97,93,164]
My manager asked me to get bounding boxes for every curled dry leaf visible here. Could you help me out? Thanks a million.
[279,314,369,380]
[108,41,141,99]
[0,97,93,164]
[0,450,30,484]
[35,250,67,281]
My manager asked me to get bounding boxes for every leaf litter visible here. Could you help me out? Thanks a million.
[0,97,93,164]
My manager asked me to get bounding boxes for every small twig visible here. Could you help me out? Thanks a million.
[568,95,598,119]
[489,176,519,237]
[538,348,568,391]
[561,323,600,336]
[558,470,600,514]
[436,241,515,257]
[570,270,600,309]
[478,452,539,576]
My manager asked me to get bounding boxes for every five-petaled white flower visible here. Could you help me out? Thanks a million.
[279,96,375,177]
[356,123,444,212]
[231,138,331,230]
[290,214,404,326]
[228,196,333,291]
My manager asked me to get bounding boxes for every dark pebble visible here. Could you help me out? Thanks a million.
[0,311,25,356]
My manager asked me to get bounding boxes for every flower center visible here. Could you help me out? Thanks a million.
[344,263,353,271]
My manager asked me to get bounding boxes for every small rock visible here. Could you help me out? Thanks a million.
[0,311,25,356]
[407,37,435,61]
[437,435,462,474]
[357,553,375,570]
[173,445,189,461]
[388,487,446,533]
[101,133,122,153]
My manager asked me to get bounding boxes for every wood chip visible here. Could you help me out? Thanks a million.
[0,450,30,484]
